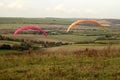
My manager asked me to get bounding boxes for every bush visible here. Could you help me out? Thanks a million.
[19,42,32,51]
[0,44,11,49]
[0,35,3,40]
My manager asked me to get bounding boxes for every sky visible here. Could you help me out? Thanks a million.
[0,0,120,19]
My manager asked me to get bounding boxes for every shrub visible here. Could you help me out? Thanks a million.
[0,44,11,49]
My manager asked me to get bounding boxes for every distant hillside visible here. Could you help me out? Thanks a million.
[0,17,119,26]
[66,18,120,25]
[0,17,73,25]
[105,19,120,24]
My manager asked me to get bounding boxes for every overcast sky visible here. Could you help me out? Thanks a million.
[0,0,119,19]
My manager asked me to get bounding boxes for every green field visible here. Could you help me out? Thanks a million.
[3,34,93,42]
[0,18,74,25]
[50,35,100,42]
[0,40,20,45]
[1,34,120,46]
[95,40,120,44]
[0,24,38,29]
[0,50,19,54]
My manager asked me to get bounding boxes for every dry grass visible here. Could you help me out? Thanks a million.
[0,46,120,80]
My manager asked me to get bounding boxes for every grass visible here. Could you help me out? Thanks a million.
[0,46,120,80]
[0,50,19,54]
[70,43,107,46]
[95,40,120,44]
[0,40,20,45]
[0,24,38,29]
[50,35,100,42]
[2,34,73,43]
[2,34,120,46]
[0,18,120,79]
[2,34,100,43]
[0,18,73,25]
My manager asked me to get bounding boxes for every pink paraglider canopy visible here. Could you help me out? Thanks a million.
[14,26,47,36]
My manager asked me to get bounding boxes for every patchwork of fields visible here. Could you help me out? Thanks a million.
[0,18,120,80]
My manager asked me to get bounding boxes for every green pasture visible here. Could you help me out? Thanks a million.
[0,50,19,54]
[95,40,120,44]
[50,35,100,42]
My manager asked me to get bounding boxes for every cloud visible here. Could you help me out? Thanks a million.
[54,4,63,10]
[46,4,66,13]
[7,0,23,9]
[46,4,97,17]
[46,4,81,14]
[7,4,23,9]
[0,2,4,6]
[0,0,119,18]
[85,9,94,13]
[0,0,24,9]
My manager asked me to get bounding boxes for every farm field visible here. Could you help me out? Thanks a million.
[1,34,120,45]
[2,34,100,42]
[50,35,100,42]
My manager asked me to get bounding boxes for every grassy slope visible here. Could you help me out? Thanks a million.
[0,46,120,80]
[0,17,120,80]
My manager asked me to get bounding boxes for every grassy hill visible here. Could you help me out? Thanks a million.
[0,45,120,80]
[0,17,73,25]
[1,17,119,25]
[0,17,120,80]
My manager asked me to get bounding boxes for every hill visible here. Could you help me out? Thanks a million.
[0,17,73,25]
[0,17,120,25]
[105,19,120,24]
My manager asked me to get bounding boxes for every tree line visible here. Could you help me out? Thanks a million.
[0,35,69,50]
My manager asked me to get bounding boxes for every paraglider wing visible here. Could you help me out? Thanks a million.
[14,26,47,36]
[67,20,105,32]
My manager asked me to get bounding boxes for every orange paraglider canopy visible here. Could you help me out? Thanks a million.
[67,20,105,32]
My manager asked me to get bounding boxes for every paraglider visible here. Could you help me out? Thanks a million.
[67,20,105,32]
[14,26,47,36]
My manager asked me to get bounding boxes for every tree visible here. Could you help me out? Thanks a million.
[19,42,32,50]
